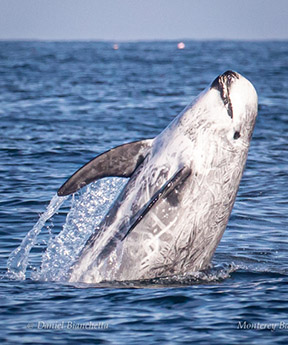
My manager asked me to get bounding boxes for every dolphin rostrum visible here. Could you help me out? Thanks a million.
[58,71,258,283]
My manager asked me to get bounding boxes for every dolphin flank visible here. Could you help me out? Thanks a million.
[58,71,258,283]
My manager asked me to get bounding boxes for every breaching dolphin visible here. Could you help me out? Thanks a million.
[58,71,258,283]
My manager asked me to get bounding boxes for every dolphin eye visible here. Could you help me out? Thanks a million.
[233,131,241,140]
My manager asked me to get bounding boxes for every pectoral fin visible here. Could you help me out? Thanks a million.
[121,165,191,241]
[58,139,153,196]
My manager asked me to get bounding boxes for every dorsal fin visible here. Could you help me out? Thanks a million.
[57,139,153,196]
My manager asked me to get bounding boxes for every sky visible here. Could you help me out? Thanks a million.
[0,0,287,41]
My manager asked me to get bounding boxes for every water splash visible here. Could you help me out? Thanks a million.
[35,178,127,282]
[6,177,127,282]
[6,194,67,280]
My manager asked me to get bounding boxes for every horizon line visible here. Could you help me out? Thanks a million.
[0,38,287,43]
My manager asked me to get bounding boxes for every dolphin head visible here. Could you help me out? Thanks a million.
[209,70,258,144]
[181,70,258,150]
[174,70,258,170]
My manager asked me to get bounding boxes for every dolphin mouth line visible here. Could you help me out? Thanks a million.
[211,70,239,119]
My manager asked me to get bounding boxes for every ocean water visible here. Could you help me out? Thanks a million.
[0,40,287,344]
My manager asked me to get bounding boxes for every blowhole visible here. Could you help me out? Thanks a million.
[233,131,241,140]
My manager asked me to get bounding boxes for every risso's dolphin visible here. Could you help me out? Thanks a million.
[58,71,258,283]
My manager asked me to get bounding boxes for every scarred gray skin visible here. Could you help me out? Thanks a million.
[68,71,258,283]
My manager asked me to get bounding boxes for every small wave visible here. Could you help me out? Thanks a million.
[149,263,237,285]
[67,263,238,289]
[67,262,288,289]
[136,263,237,287]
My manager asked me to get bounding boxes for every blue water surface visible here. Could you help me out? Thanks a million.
[0,41,288,344]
